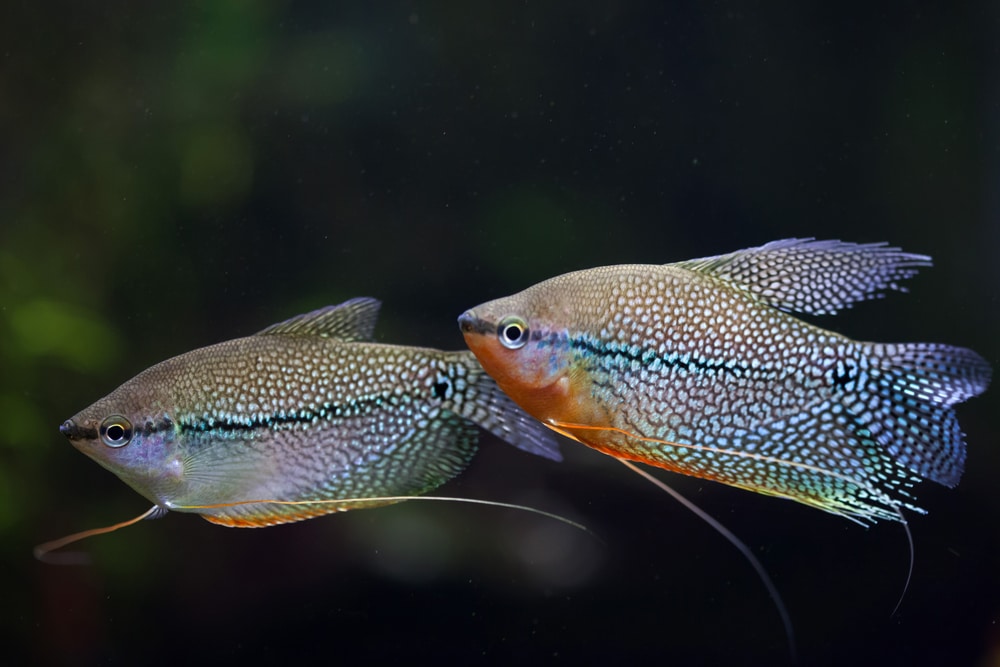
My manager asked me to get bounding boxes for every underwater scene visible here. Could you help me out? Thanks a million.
[4,3,998,666]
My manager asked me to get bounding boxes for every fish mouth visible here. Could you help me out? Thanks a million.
[457,310,492,336]
[60,418,97,441]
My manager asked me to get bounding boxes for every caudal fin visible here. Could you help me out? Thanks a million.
[865,342,991,486]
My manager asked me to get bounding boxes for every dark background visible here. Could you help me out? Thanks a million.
[3,2,998,665]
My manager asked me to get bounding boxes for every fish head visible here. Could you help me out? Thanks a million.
[459,285,589,423]
[60,376,188,510]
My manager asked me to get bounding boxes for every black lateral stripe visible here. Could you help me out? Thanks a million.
[173,394,398,435]
[569,336,754,376]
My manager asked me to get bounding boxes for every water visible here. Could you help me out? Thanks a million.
[4,2,998,665]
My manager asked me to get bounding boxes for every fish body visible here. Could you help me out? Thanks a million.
[60,298,561,527]
[458,239,991,522]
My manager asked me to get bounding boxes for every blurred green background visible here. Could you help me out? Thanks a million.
[3,2,998,665]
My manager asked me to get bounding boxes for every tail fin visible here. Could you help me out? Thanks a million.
[864,343,991,486]
[451,352,563,461]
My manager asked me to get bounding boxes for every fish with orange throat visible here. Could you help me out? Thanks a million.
[38,298,571,559]
[459,239,991,524]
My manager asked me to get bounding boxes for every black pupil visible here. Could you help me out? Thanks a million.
[504,324,522,342]
[106,424,125,441]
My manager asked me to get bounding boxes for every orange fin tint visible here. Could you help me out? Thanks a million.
[185,498,396,528]
[546,419,910,522]
[551,418,914,619]
[34,505,166,563]
[181,496,596,538]
[37,497,593,557]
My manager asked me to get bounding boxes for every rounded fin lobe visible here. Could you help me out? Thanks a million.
[864,342,992,486]
[453,353,563,461]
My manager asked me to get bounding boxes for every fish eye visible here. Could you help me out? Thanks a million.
[100,415,133,448]
[497,315,529,350]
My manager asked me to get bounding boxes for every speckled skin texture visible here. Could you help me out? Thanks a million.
[61,299,561,527]
[460,240,991,522]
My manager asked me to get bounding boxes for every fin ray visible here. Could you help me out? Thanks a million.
[863,342,992,485]
[451,352,563,461]
[256,297,381,341]
[549,412,921,524]
[674,238,931,315]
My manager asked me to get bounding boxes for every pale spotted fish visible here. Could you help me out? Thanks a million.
[57,297,561,529]
[458,239,991,522]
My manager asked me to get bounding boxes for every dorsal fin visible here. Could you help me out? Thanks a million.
[256,297,381,341]
[672,238,932,315]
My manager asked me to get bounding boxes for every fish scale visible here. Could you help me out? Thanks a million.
[60,297,561,528]
[459,239,991,522]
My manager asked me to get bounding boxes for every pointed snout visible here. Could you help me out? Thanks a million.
[59,418,97,441]
[458,310,491,336]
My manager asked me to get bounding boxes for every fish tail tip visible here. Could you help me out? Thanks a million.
[861,342,991,486]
